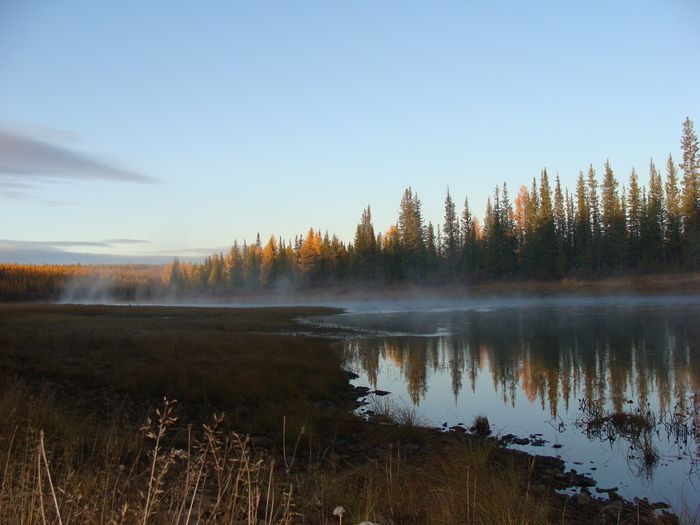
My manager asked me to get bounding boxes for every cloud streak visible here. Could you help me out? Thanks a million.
[0,127,159,186]
[0,239,172,265]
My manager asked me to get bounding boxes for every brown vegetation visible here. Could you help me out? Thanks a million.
[0,304,684,524]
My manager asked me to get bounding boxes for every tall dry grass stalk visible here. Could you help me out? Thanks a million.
[0,386,296,524]
[312,436,554,525]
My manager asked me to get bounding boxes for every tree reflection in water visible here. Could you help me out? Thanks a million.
[333,301,700,510]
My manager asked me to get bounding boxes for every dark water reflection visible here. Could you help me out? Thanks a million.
[321,299,700,514]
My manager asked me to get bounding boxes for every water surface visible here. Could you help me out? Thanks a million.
[317,297,700,514]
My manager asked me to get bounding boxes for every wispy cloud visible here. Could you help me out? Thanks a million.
[0,239,171,265]
[0,126,159,193]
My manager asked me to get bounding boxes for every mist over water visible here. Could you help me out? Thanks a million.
[315,298,700,515]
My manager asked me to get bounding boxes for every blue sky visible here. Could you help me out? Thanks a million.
[1,1,699,264]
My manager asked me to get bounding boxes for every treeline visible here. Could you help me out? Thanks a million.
[1,117,699,301]
[0,264,164,301]
[165,116,700,292]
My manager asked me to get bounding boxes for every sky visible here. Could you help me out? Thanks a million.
[1,1,699,264]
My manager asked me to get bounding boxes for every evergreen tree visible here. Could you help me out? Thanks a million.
[461,197,479,275]
[206,253,225,290]
[499,183,518,276]
[537,169,556,277]
[643,159,665,269]
[397,187,425,280]
[565,189,576,272]
[587,165,601,272]
[520,179,539,275]
[664,153,682,267]
[424,222,439,277]
[225,242,243,289]
[260,235,278,288]
[553,175,568,276]
[166,257,182,292]
[381,225,403,281]
[242,241,262,288]
[573,171,591,273]
[483,184,516,277]
[353,206,378,280]
[442,188,461,278]
[627,167,644,268]
[513,185,530,261]
[330,234,347,281]
[680,117,700,267]
[298,228,322,282]
[600,160,625,271]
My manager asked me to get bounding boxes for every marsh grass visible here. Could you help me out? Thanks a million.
[0,304,348,430]
[315,436,555,525]
[0,387,301,524]
[0,304,684,524]
[364,396,430,444]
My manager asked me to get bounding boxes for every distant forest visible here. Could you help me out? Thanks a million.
[2,117,699,302]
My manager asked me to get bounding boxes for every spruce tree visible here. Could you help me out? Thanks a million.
[587,165,601,272]
[260,235,278,288]
[600,160,625,271]
[442,188,461,278]
[553,175,568,276]
[573,171,591,273]
[664,153,682,267]
[537,169,556,277]
[461,197,478,276]
[680,117,700,267]
[397,187,426,280]
[225,242,244,289]
[353,205,378,280]
[627,168,644,268]
[643,159,665,269]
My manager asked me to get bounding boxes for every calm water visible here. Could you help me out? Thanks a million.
[316,296,700,514]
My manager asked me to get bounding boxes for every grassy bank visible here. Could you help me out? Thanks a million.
[0,303,682,524]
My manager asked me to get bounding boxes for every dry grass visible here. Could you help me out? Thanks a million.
[0,385,298,524]
[312,437,554,525]
[0,303,687,524]
[0,303,348,431]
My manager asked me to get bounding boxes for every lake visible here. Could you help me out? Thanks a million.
[315,296,700,515]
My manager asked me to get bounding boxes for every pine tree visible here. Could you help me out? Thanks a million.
[513,185,530,260]
[381,225,403,281]
[298,228,322,281]
[627,168,644,268]
[165,257,182,292]
[461,197,479,276]
[664,153,682,267]
[242,241,262,288]
[587,165,601,272]
[600,160,625,271]
[520,178,540,276]
[353,206,378,280]
[425,222,439,277]
[442,188,461,278]
[482,195,497,276]
[573,171,591,273]
[225,242,244,288]
[680,117,700,267]
[397,187,426,281]
[643,159,665,269]
[565,189,576,272]
[537,169,556,277]
[260,235,278,288]
[553,175,568,276]
[499,183,518,276]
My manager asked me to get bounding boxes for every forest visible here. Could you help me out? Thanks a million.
[1,117,699,302]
